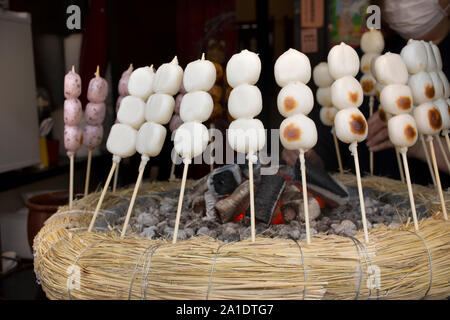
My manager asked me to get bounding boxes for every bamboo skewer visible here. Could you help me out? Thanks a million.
[420,134,437,186]
[332,128,344,174]
[113,164,119,192]
[69,154,74,209]
[173,161,189,244]
[369,96,374,175]
[444,130,450,155]
[436,136,450,174]
[349,142,369,243]
[299,150,311,244]
[395,147,405,184]
[248,156,256,243]
[400,148,419,231]
[84,150,92,197]
[120,162,147,237]
[427,137,448,221]
[88,161,118,232]
[169,163,176,181]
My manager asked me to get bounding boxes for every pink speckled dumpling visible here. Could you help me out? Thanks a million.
[87,77,108,103]
[64,125,82,156]
[63,99,83,125]
[64,70,82,99]
[83,125,103,150]
[85,102,106,126]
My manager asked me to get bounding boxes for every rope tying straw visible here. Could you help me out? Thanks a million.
[290,238,307,300]
[67,240,105,300]
[128,244,158,299]
[142,244,163,300]
[206,242,230,300]
[347,236,380,299]
[404,230,433,298]
[347,236,363,300]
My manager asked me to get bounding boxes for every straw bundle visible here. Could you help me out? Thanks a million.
[33,175,450,300]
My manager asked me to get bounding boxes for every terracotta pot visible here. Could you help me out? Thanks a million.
[25,191,69,251]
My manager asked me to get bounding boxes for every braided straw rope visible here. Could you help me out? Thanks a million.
[33,176,450,300]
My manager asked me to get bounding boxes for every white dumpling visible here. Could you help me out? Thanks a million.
[360,53,379,74]
[183,57,216,92]
[174,122,209,160]
[327,42,360,80]
[421,41,437,72]
[438,71,449,98]
[228,84,262,119]
[227,118,266,154]
[319,106,338,127]
[388,114,418,148]
[380,84,413,115]
[316,87,332,108]
[145,93,175,125]
[400,40,428,74]
[274,48,311,87]
[106,123,137,158]
[430,42,442,71]
[226,49,261,88]
[430,71,445,100]
[279,114,317,151]
[179,91,214,123]
[434,99,450,130]
[334,107,368,143]
[375,82,385,102]
[277,82,314,117]
[378,105,392,125]
[136,122,167,157]
[360,73,376,96]
[312,62,333,88]
[360,29,384,54]
[413,102,442,136]
[128,66,155,100]
[373,52,409,85]
[152,56,184,95]
[117,96,146,129]
[370,55,380,81]
[408,71,435,105]
[331,75,363,109]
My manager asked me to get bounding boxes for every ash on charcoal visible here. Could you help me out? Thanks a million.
[104,182,429,242]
